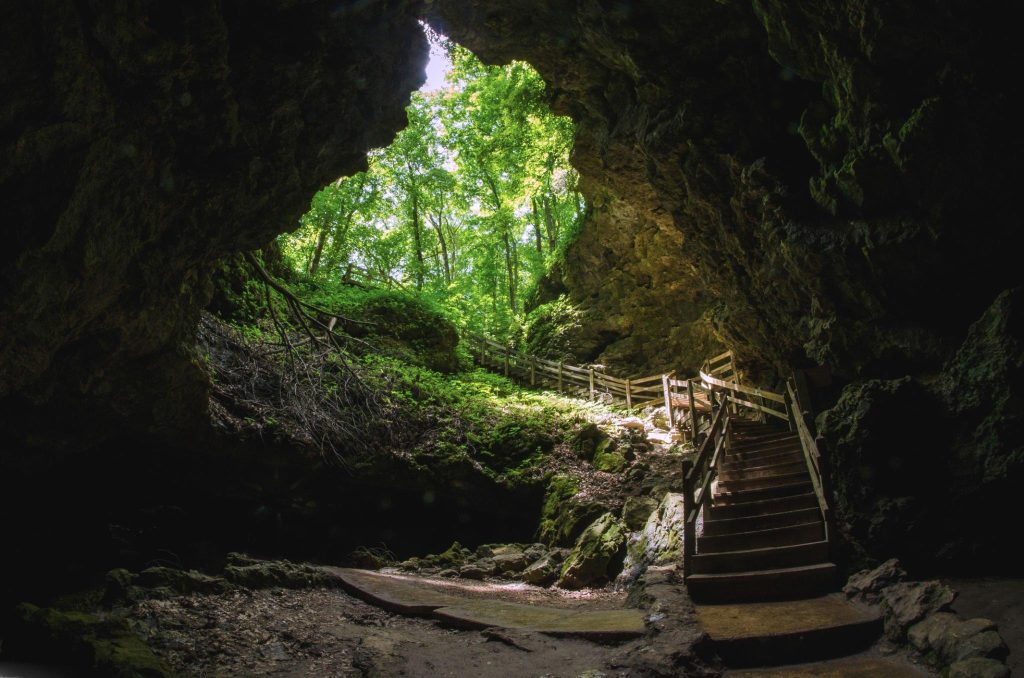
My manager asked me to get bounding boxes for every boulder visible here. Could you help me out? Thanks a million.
[617,493,686,588]
[537,474,608,546]
[521,550,568,587]
[492,550,531,574]
[459,558,497,580]
[844,558,907,602]
[619,417,646,432]
[593,449,628,473]
[223,559,333,589]
[908,613,1008,667]
[621,496,658,531]
[3,603,174,677]
[557,513,627,590]
[948,658,1010,678]
[879,580,957,640]
[646,430,673,446]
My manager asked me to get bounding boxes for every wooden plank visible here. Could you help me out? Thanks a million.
[699,370,786,404]
[789,383,829,519]
[709,349,733,364]
[726,395,788,421]
[662,374,674,428]
[630,373,668,386]
[687,379,698,441]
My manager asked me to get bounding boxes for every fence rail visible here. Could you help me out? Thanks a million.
[469,333,834,575]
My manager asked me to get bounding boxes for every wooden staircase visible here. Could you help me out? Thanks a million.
[686,419,837,604]
[677,359,923,674]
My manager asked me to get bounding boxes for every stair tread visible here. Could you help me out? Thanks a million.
[721,459,805,474]
[700,520,823,544]
[695,592,879,640]
[687,560,837,583]
[718,470,810,486]
[704,507,822,532]
[714,480,813,503]
[695,539,829,560]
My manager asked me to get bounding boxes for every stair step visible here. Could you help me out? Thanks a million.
[696,593,882,666]
[706,492,819,521]
[714,481,814,505]
[728,439,802,458]
[703,507,823,537]
[717,471,811,493]
[730,434,799,450]
[687,562,838,603]
[719,459,806,481]
[720,451,804,473]
[691,540,829,575]
[698,521,824,554]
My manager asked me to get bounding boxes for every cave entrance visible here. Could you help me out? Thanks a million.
[276,23,586,343]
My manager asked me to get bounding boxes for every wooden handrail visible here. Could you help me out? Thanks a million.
[699,369,786,405]
[787,381,831,540]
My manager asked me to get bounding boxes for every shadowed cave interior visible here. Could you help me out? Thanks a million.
[0,1,1021,676]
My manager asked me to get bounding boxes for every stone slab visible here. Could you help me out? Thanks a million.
[434,599,646,640]
[324,567,646,640]
[697,593,880,640]
[325,567,461,615]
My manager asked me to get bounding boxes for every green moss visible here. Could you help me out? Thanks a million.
[593,449,627,473]
[536,474,608,546]
[523,295,584,361]
[557,512,627,589]
[5,603,175,677]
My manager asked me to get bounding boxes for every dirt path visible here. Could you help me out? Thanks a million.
[130,586,640,677]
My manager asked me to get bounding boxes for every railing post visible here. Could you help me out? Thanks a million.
[589,368,595,400]
[784,379,797,432]
[681,457,695,578]
[815,434,836,557]
[558,361,563,392]
[625,378,632,412]
[530,357,536,386]
[687,379,698,441]
[662,374,674,429]
[504,348,509,377]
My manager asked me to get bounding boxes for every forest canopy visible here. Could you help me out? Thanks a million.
[278,29,585,340]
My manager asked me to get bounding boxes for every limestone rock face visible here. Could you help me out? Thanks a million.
[426,0,1023,566]
[427,0,1020,381]
[617,493,686,588]
[557,512,627,590]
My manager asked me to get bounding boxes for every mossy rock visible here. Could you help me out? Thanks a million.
[593,449,627,473]
[571,423,606,460]
[223,559,334,589]
[536,474,609,546]
[621,496,658,530]
[557,512,628,590]
[3,603,175,677]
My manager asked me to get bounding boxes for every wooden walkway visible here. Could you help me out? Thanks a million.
[469,336,922,673]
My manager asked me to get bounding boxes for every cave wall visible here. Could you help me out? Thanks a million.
[0,0,427,447]
[428,0,1020,380]
[426,0,1022,567]
[0,0,1020,575]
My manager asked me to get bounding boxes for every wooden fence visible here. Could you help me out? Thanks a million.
[467,334,718,442]
[468,332,834,570]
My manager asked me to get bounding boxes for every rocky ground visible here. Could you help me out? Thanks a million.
[128,585,637,677]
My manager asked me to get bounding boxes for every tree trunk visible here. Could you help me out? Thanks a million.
[411,188,424,291]
[532,197,543,253]
[429,211,451,285]
[544,195,558,251]
[307,227,329,277]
